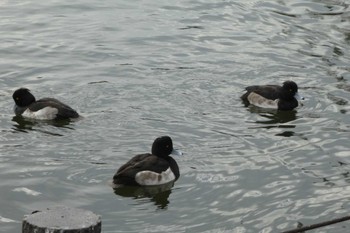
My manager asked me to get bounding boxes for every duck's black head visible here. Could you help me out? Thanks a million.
[281,81,298,100]
[13,88,36,107]
[151,136,174,158]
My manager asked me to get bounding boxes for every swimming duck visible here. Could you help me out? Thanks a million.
[241,81,303,110]
[113,136,181,186]
[12,88,79,120]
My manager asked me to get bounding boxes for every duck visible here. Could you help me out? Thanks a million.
[113,136,182,186]
[12,88,79,120]
[240,81,303,110]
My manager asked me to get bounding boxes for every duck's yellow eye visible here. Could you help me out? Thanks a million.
[16,97,19,100]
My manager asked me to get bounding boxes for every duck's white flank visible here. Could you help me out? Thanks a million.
[22,107,58,120]
[135,168,175,186]
[247,92,279,109]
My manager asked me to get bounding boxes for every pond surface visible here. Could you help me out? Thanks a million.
[0,0,350,232]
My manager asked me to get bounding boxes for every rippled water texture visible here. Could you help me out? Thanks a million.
[0,0,350,232]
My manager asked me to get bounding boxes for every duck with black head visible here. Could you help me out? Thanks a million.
[113,136,182,186]
[241,81,304,111]
[12,88,79,120]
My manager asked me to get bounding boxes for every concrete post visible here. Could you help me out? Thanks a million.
[22,206,101,233]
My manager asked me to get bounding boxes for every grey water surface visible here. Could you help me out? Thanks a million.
[0,0,350,232]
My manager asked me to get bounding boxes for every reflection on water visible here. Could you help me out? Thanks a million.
[113,182,174,209]
[11,116,36,132]
[245,104,298,124]
[275,131,296,137]
[11,116,76,135]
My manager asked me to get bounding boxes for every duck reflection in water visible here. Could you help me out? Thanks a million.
[243,105,298,138]
[246,105,298,125]
[12,115,75,134]
[112,181,174,209]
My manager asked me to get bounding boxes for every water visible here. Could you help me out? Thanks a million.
[0,0,349,232]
